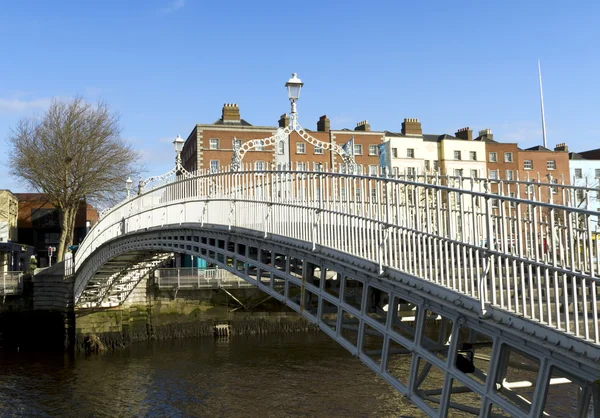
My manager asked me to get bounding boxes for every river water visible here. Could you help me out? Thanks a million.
[0,332,425,418]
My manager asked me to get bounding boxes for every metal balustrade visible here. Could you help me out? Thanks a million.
[73,169,600,345]
[154,267,254,289]
[1,271,23,295]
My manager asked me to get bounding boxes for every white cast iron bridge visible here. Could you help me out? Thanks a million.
[71,169,600,417]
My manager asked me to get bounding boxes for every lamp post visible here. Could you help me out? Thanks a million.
[285,73,304,130]
[125,177,133,198]
[174,135,185,175]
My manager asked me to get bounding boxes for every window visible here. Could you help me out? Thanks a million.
[371,189,378,202]
[392,167,400,176]
[425,160,430,171]
[355,188,362,202]
[470,169,478,178]
[255,140,265,151]
[369,165,378,176]
[551,179,559,194]
[523,160,533,170]
[454,169,464,177]
[492,193,499,208]
[314,145,323,155]
[469,151,477,161]
[407,148,415,158]
[296,162,307,171]
[209,160,220,173]
[454,150,462,160]
[209,138,219,150]
[489,170,499,180]
[489,152,497,162]
[233,139,242,149]
[313,162,324,172]
[277,141,284,155]
[526,183,534,195]
[509,192,516,208]
[392,148,398,158]
[340,188,346,200]
[505,170,514,181]
[406,167,416,176]
[296,143,305,154]
[433,160,439,171]
[255,161,265,171]
[547,160,556,170]
[574,168,583,179]
[354,144,363,155]
[356,164,363,175]
[504,152,513,162]
[596,169,600,178]
[369,145,378,156]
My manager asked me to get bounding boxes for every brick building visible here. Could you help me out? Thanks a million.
[182,104,277,173]
[16,194,98,267]
[181,104,385,174]
[518,144,570,204]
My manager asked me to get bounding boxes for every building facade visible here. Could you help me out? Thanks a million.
[569,150,600,230]
[0,190,35,272]
[16,194,98,267]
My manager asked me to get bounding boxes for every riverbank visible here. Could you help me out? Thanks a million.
[0,276,317,353]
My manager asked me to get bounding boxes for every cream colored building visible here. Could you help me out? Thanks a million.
[0,190,18,242]
[439,128,487,179]
[382,120,486,183]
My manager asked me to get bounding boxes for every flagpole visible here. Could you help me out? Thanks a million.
[538,59,548,149]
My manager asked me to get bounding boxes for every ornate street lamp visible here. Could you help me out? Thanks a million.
[285,73,303,130]
[125,177,133,198]
[174,135,185,173]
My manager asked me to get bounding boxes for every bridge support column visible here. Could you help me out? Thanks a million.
[31,262,75,350]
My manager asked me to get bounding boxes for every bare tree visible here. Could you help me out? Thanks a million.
[7,97,140,261]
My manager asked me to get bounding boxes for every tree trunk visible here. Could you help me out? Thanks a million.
[57,205,78,262]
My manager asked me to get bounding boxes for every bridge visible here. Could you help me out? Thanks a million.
[69,168,600,417]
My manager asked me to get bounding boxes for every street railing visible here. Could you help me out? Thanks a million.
[1,271,23,295]
[74,168,600,344]
[154,268,254,289]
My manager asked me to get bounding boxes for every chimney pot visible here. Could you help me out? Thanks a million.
[354,120,371,131]
[222,103,240,123]
[455,127,473,140]
[317,115,330,132]
[401,118,422,136]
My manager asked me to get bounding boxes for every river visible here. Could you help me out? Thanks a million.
[0,332,425,417]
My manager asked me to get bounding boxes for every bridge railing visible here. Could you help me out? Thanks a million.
[74,169,600,344]
[1,271,23,295]
[154,267,254,289]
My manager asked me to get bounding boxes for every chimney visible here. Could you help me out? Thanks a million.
[554,143,568,152]
[278,114,289,128]
[478,128,493,141]
[317,115,330,132]
[222,103,240,123]
[354,120,371,132]
[401,118,422,136]
[455,127,473,140]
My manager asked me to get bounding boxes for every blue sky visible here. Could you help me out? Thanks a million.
[1,0,599,192]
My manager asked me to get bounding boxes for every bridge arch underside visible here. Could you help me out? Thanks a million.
[76,224,600,417]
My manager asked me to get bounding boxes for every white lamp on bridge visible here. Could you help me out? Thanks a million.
[125,177,133,198]
[174,135,185,175]
[285,73,303,130]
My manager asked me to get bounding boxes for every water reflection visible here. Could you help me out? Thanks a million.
[0,333,423,417]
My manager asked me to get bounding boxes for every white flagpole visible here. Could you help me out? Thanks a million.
[538,59,548,149]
